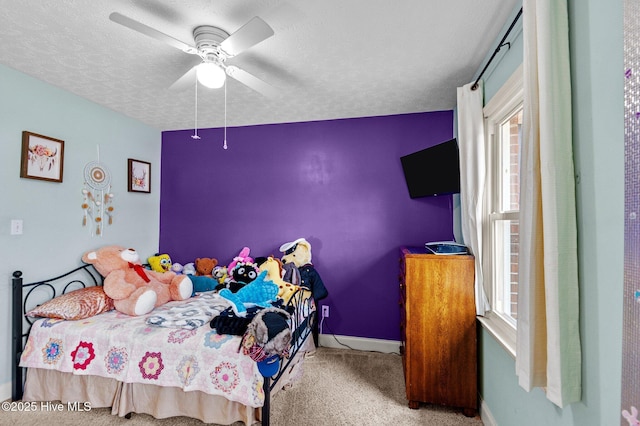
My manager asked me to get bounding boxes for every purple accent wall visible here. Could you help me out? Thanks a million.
[160,111,454,341]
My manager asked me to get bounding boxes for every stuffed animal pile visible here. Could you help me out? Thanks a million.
[80,238,326,366]
[90,238,327,311]
[139,239,327,304]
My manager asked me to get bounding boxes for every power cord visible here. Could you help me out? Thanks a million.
[320,317,355,350]
[319,312,401,356]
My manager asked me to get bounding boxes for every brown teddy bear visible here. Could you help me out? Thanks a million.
[195,257,218,277]
[82,245,193,316]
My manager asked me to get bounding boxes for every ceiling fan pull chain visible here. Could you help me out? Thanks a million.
[191,78,201,140]
[223,79,228,150]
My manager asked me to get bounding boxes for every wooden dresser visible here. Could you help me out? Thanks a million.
[399,247,477,416]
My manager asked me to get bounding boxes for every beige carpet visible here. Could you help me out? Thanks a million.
[3,347,483,425]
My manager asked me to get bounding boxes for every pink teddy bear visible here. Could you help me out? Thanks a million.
[82,245,193,316]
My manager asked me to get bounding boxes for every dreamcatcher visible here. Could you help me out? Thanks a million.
[82,159,114,236]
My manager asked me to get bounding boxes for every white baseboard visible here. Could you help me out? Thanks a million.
[479,395,497,426]
[318,334,401,354]
[0,380,11,402]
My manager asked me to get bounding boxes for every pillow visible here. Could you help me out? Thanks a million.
[26,286,114,320]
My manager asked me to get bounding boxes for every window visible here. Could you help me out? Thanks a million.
[480,65,523,356]
[491,108,521,325]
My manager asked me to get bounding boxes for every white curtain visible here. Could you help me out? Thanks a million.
[457,81,490,316]
[516,0,581,407]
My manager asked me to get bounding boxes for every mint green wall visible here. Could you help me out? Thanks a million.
[0,64,161,398]
[479,1,624,425]
[570,0,624,422]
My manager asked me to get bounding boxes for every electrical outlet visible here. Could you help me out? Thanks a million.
[322,305,329,318]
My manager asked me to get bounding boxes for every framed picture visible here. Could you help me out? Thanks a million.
[20,131,65,183]
[128,158,151,193]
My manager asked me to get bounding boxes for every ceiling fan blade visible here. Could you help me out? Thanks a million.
[169,65,198,91]
[225,65,277,98]
[109,12,197,54]
[220,17,274,57]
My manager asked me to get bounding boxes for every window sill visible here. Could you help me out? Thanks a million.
[477,312,516,359]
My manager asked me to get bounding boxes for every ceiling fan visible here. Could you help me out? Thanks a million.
[109,12,277,97]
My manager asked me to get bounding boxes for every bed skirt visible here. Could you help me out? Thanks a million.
[22,368,258,424]
[22,338,312,425]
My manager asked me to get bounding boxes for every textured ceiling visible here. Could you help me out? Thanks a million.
[0,0,518,131]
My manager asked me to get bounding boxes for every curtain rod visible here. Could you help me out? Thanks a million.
[471,7,523,91]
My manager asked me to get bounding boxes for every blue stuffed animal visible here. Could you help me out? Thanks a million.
[189,275,224,296]
[219,270,279,316]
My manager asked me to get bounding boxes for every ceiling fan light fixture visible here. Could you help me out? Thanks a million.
[196,62,226,88]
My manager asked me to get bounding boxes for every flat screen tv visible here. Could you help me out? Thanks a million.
[400,138,461,198]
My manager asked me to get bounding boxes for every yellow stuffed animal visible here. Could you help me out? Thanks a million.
[258,256,310,304]
[148,253,172,273]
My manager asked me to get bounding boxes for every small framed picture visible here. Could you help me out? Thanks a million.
[20,131,65,183]
[128,159,151,193]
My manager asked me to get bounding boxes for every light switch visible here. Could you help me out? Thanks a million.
[11,219,23,235]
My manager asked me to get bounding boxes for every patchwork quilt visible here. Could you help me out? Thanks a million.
[20,293,267,408]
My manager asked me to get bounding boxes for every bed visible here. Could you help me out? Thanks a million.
[11,262,316,425]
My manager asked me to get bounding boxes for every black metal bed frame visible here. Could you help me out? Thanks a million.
[11,264,316,426]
